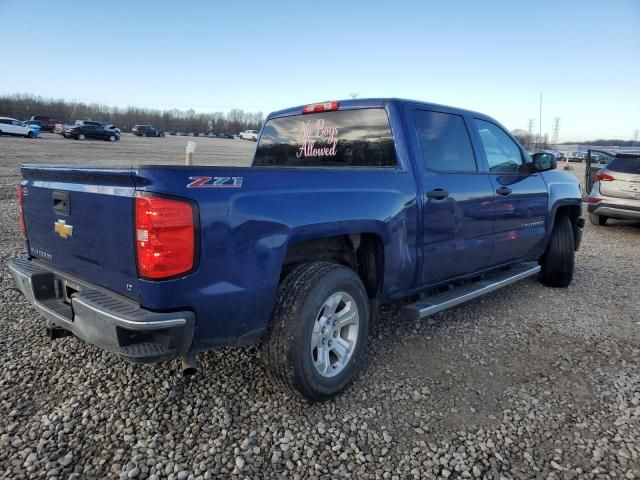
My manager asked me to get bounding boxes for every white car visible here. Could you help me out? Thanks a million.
[0,117,39,138]
[239,129,259,141]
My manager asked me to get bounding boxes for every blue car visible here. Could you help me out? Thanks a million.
[10,98,584,401]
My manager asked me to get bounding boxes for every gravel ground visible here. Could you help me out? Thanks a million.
[1,134,639,479]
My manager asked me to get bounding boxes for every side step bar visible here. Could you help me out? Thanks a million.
[402,262,541,320]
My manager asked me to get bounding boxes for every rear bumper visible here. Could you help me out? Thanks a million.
[588,201,640,220]
[8,257,195,364]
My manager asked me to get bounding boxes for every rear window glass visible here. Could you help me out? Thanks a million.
[414,110,477,172]
[253,109,397,167]
[607,156,640,174]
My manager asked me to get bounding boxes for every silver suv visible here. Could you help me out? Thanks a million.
[588,153,640,225]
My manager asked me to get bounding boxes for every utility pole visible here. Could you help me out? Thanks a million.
[552,117,561,147]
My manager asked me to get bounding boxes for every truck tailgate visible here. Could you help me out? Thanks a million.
[21,166,139,300]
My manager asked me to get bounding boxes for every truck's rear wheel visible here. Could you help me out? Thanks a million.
[538,215,575,288]
[262,262,369,401]
[589,212,607,226]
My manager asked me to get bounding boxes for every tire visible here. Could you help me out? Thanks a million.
[538,215,575,288]
[78,133,86,140]
[262,262,370,401]
[108,135,116,142]
[589,212,607,226]
[27,131,34,139]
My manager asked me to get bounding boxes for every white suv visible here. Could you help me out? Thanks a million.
[0,117,38,138]
[239,129,259,141]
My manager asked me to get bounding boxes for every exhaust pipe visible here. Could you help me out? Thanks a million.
[181,353,198,376]
[46,326,72,341]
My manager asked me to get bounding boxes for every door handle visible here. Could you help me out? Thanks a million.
[496,187,512,196]
[427,188,449,200]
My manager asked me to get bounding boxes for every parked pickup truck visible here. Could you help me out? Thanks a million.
[10,98,584,401]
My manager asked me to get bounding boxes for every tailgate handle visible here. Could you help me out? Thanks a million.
[52,191,70,215]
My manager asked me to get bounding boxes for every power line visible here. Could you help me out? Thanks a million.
[538,92,542,150]
[527,119,535,136]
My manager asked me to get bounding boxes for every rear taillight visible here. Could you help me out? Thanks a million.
[18,184,26,239]
[135,195,195,279]
[594,172,614,182]
[303,101,339,114]
[588,197,601,203]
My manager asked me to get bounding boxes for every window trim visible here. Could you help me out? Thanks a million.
[473,117,527,176]
[412,108,480,175]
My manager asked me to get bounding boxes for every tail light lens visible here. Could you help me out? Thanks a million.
[594,172,614,182]
[588,197,601,203]
[18,184,26,239]
[135,195,195,279]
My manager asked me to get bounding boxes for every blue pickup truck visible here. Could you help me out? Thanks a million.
[10,98,584,401]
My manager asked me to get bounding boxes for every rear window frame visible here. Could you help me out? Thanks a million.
[252,107,400,170]
[412,109,479,174]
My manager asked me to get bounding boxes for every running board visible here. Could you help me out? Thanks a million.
[402,262,541,320]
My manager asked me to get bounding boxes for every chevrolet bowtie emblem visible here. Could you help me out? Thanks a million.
[54,219,73,239]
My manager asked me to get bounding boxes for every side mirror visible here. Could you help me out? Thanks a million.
[532,152,557,172]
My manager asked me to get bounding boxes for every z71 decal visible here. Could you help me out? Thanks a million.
[186,176,244,188]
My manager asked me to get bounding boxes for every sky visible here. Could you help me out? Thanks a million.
[0,0,638,141]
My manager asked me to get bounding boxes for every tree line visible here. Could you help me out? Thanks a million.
[511,129,550,151]
[0,94,264,133]
[512,128,639,150]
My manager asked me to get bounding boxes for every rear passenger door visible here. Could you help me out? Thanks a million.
[408,106,496,286]
[83,125,96,139]
[0,119,14,134]
[471,119,548,266]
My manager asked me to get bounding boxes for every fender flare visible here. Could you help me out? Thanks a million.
[542,198,583,253]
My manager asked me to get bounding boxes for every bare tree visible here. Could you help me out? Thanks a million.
[0,94,264,134]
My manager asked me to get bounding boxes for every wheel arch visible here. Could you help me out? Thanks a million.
[548,200,583,251]
[281,232,385,300]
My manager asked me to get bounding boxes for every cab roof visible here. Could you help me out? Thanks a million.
[266,98,487,120]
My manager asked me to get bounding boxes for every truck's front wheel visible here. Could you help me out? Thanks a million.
[262,262,369,401]
[538,215,575,288]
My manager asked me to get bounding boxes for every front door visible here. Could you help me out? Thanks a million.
[409,107,496,286]
[10,119,25,135]
[84,125,98,139]
[471,119,548,266]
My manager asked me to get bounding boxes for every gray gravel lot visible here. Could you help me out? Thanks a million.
[1,134,639,479]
